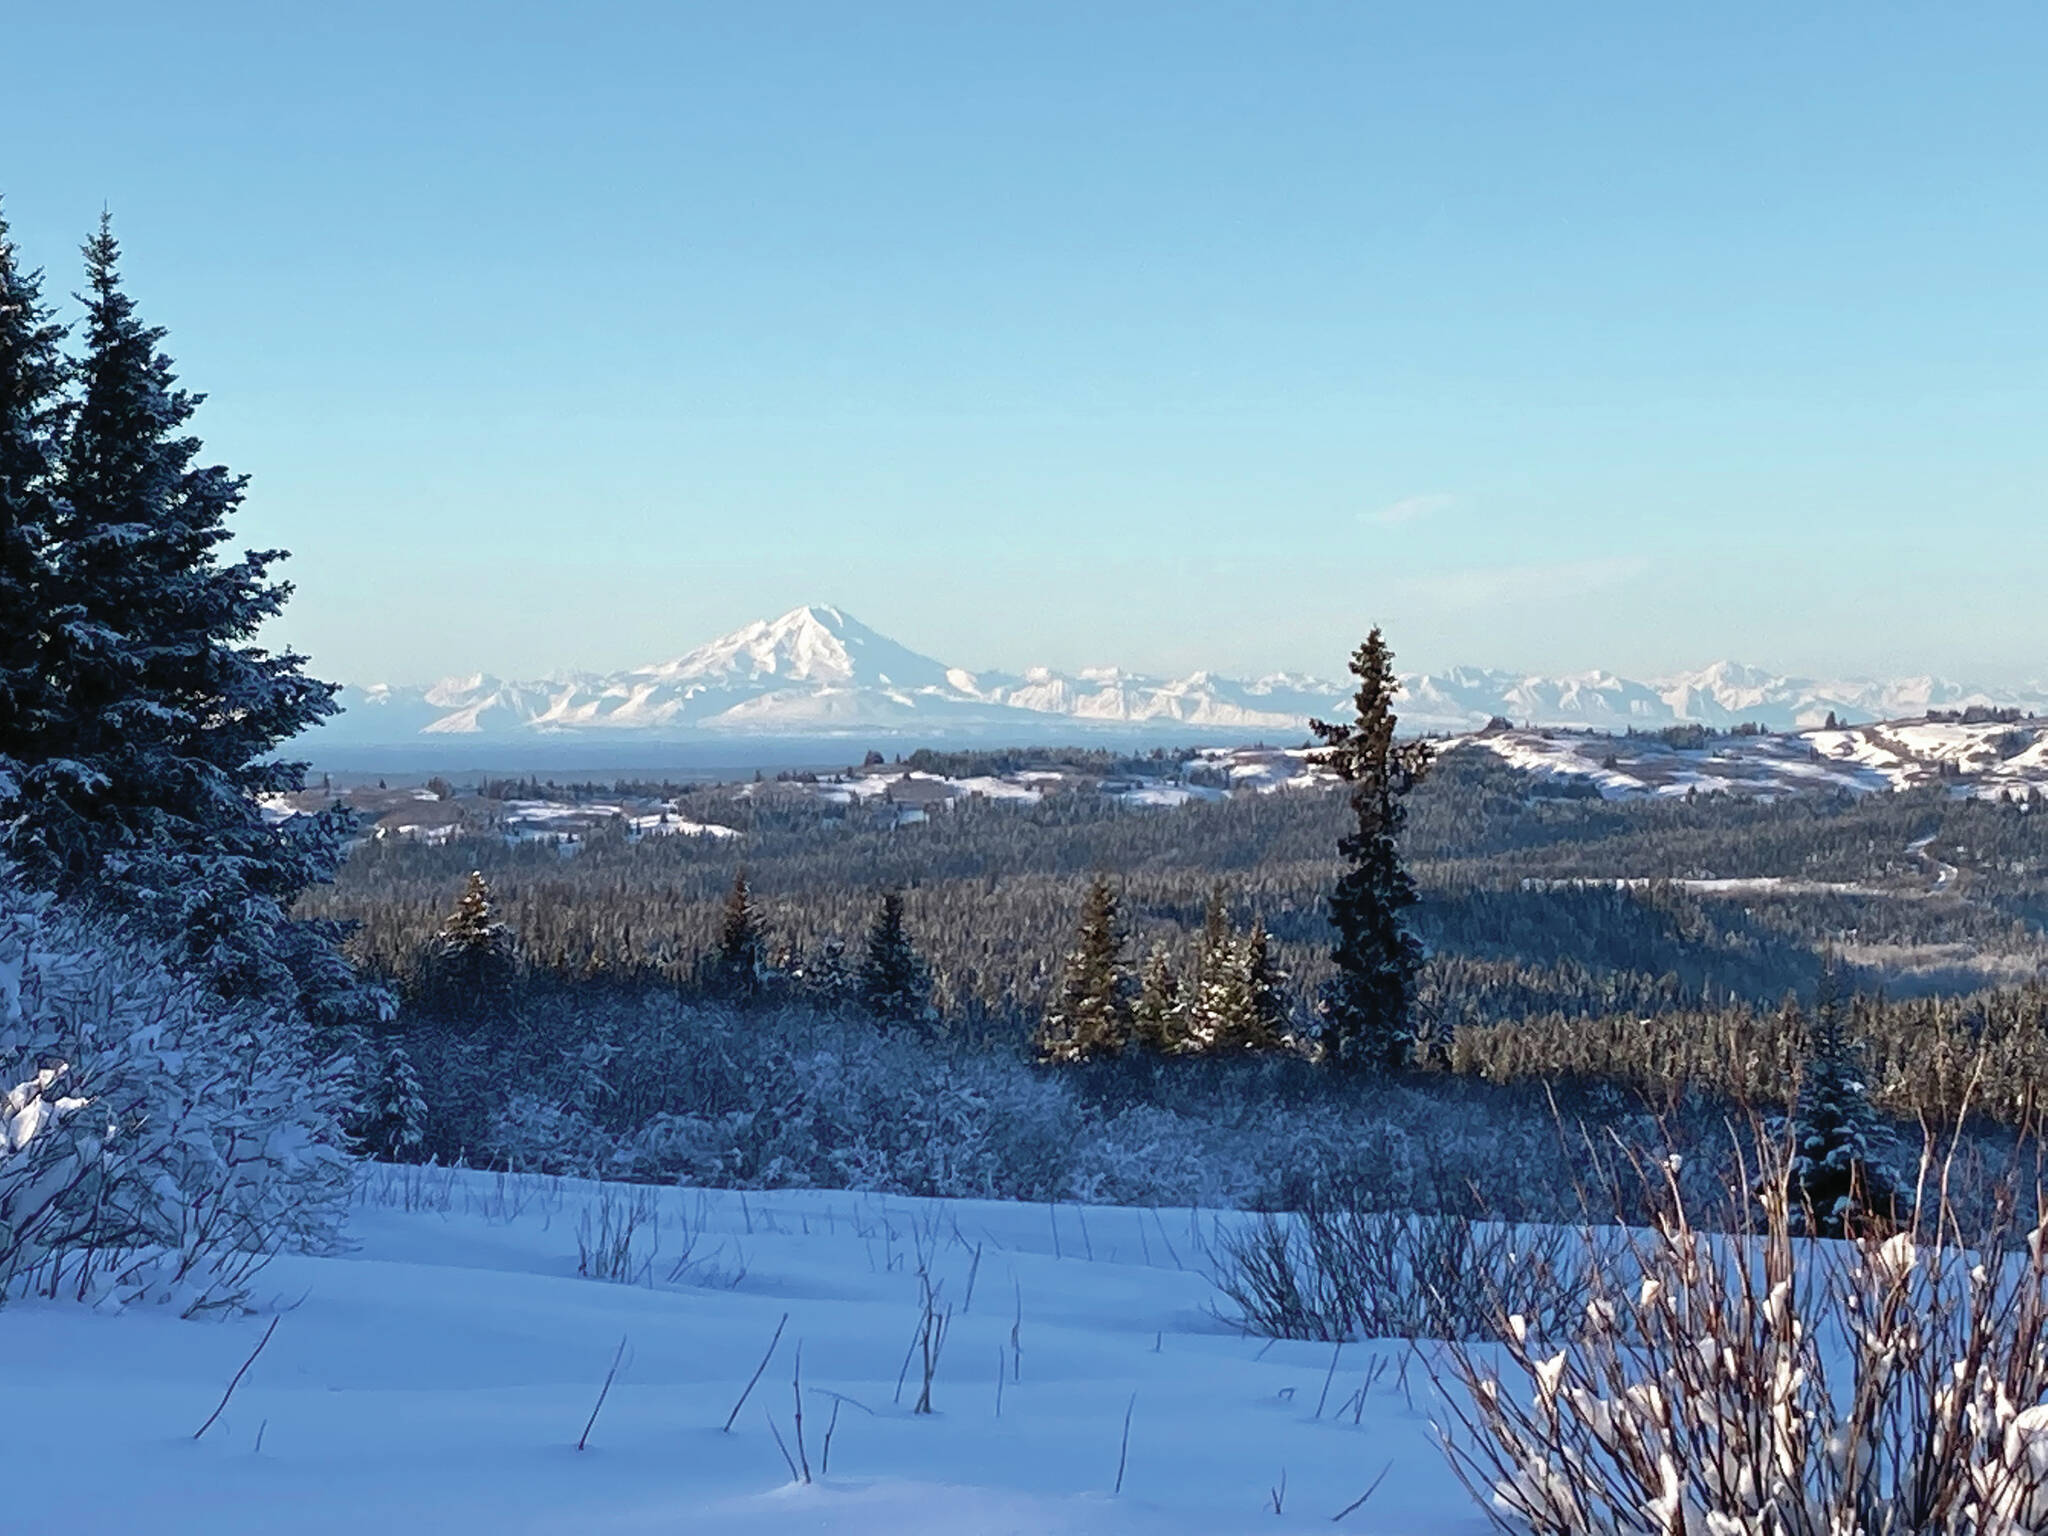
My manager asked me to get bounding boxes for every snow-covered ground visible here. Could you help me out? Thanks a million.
[21,1169,1475,1535]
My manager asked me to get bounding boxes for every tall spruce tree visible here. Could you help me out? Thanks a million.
[1308,627,1432,1071]
[0,200,67,776]
[1034,875,1130,1063]
[6,218,348,1010]
[857,888,930,1028]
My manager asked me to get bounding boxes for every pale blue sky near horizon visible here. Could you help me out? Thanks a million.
[4,3,2043,686]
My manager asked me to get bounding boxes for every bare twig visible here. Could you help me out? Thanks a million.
[821,1397,842,1477]
[723,1312,789,1432]
[1113,1392,1136,1495]
[1315,1341,1343,1419]
[790,1342,812,1483]
[193,1316,280,1441]
[1331,1460,1393,1523]
[577,1335,628,1451]
[764,1407,800,1482]
[962,1243,983,1315]
[1011,1280,1023,1382]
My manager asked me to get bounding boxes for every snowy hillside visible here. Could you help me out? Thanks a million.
[277,717,2048,852]
[1462,716,2048,802]
[318,606,2048,749]
[22,1167,1474,1535]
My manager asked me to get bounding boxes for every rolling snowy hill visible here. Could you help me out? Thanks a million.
[317,605,2048,749]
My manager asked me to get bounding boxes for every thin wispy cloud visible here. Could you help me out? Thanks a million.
[1364,493,1457,527]
[1405,555,1651,610]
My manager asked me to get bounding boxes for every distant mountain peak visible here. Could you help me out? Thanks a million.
[320,610,2048,749]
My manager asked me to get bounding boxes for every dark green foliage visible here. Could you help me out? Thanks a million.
[1132,943,1181,1054]
[5,218,348,1011]
[1036,875,1131,1061]
[1309,628,1433,1071]
[1238,919,1291,1048]
[1785,966,1897,1236]
[706,868,766,1001]
[417,870,518,1022]
[857,888,930,1027]
[0,200,67,772]
[801,936,856,1011]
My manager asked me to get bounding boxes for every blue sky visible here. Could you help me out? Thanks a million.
[5,3,2043,685]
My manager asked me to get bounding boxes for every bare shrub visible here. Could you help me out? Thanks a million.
[575,1184,659,1284]
[1211,1181,1619,1343]
[1437,1143,2048,1535]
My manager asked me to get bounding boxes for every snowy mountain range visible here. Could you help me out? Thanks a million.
[318,605,2048,749]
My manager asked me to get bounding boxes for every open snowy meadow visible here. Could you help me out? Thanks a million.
[25,1168,1475,1535]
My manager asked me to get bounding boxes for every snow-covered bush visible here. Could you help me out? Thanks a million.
[1439,1146,2048,1535]
[0,875,351,1312]
[483,1011,1080,1200]
[1069,1102,1252,1209]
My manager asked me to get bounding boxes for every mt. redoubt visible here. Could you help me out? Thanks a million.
[319,605,2048,747]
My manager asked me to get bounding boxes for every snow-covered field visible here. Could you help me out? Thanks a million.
[24,1169,1474,1535]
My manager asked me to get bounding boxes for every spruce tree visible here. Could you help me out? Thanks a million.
[1785,966,1896,1237]
[804,936,856,1012]
[0,200,67,775]
[857,888,929,1027]
[1132,943,1182,1054]
[420,870,518,1020]
[1174,884,1231,1051]
[6,217,348,1010]
[1034,875,1130,1063]
[1308,627,1432,1071]
[707,868,765,1001]
[1234,918,1290,1051]
[362,1039,429,1162]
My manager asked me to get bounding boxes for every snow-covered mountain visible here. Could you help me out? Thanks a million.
[319,605,2048,748]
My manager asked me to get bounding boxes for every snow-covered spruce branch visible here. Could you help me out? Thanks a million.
[1436,1140,2048,1535]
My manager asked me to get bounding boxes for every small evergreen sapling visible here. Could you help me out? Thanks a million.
[362,1039,429,1162]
